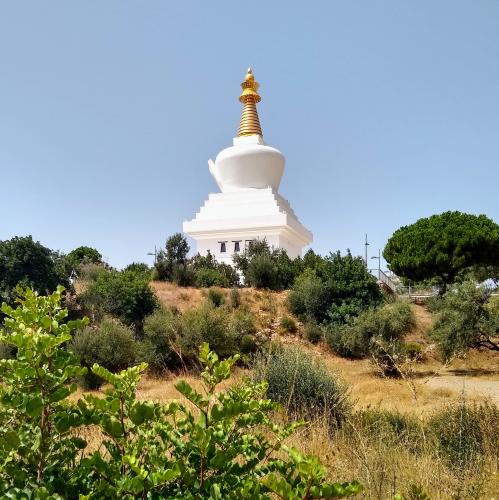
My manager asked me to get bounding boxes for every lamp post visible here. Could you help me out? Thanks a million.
[364,234,369,269]
[147,246,157,265]
[370,249,381,279]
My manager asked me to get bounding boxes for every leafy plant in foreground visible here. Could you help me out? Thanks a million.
[78,343,362,498]
[0,286,87,497]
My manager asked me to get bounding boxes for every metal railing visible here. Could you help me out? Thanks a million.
[369,269,399,293]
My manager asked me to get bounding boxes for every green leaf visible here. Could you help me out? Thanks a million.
[175,380,208,409]
[25,396,43,417]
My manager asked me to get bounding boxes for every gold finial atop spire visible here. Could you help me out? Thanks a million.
[238,67,263,137]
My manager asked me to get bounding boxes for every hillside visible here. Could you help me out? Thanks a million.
[149,282,499,412]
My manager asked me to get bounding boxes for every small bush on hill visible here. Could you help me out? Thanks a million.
[181,304,237,362]
[253,344,351,427]
[246,253,279,289]
[287,269,328,323]
[229,287,241,308]
[280,315,297,333]
[233,240,302,290]
[305,322,323,344]
[80,268,157,329]
[288,251,383,326]
[206,287,225,307]
[69,318,137,389]
[78,261,108,282]
[431,281,499,360]
[138,308,182,374]
[191,252,239,287]
[326,301,415,362]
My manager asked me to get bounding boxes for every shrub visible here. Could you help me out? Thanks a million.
[427,401,499,469]
[80,269,157,328]
[195,267,225,287]
[246,253,279,289]
[123,262,151,279]
[229,287,241,308]
[206,287,225,307]
[181,304,237,362]
[280,315,297,333]
[138,308,182,374]
[69,318,137,389]
[305,322,323,344]
[253,344,351,427]
[287,270,328,323]
[431,281,498,360]
[402,341,424,361]
[288,252,383,326]
[326,301,415,361]
[78,261,108,282]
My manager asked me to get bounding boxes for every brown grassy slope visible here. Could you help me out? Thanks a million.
[151,283,499,412]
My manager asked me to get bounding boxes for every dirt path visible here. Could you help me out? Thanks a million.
[424,374,499,404]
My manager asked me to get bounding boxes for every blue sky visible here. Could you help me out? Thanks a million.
[1,1,498,269]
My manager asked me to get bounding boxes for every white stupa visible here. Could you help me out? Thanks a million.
[183,68,312,264]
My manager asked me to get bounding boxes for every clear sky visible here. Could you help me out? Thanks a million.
[1,1,498,269]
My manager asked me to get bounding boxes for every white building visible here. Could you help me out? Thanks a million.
[183,69,312,264]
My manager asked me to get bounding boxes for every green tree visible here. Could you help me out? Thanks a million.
[155,233,193,284]
[0,236,70,304]
[384,212,499,291]
[66,246,102,271]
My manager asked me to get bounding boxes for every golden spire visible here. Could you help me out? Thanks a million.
[237,68,263,137]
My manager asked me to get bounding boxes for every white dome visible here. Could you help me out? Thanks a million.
[209,135,284,193]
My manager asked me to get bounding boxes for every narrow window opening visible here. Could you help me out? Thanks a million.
[233,241,241,252]
[219,241,227,253]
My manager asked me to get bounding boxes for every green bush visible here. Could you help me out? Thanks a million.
[431,281,498,360]
[246,253,279,289]
[138,308,182,374]
[123,262,152,279]
[402,341,424,361]
[80,268,157,329]
[78,261,108,282]
[253,345,351,427]
[207,287,225,307]
[181,304,237,361]
[229,287,241,308]
[280,315,297,333]
[287,270,328,323]
[69,318,137,389]
[427,401,499,469]
[326,301,415,361]
[288,252,383,326]
[305,322,323,344]
[0,289,362,498]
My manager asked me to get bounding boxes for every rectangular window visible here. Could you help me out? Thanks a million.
[233,241,241,252]
[245,239,256,250]
[219,241,227,253]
